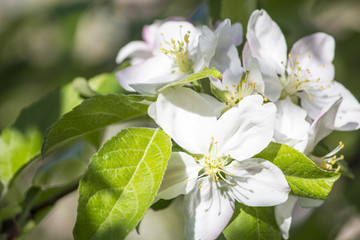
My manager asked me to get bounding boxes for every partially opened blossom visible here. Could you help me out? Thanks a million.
[245,9,360,130]
[149,87,290,240]
[116,20,201,94]
[196,19,264,107]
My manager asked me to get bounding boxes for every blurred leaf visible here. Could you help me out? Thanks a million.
[0,83,82,190]
[72,77,99,98]
[223,203,281,240]
[88,72,127,95]
[220,0,257,30]
[255,143,340,200]
[151,199,173,211]
[0,128,42,186]
[42,94,151,155]
[33,142,91,187]
[73,128,172,240]
[157,67,222,92]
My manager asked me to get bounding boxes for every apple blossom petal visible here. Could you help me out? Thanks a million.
[242,44,265,95]
[130,73,182,95]
[149,87,219,154]
[246,9,287,101]
[214,95,276,160]
[275,195,298,239]
[153,21,199,55]
[288,32,335,83]
[193,26,216,72]
[229,159,290,206]
[230,22,243,46]
[184,178,235,240]
[115,41,151,64]
[142,21,161,49]
[304,98,342,154]
[274,97,310,152]
[157,152,203,200]
[116,55,173,92]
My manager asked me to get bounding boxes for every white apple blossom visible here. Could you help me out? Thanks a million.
[148,87,290,240]
[116,19,202,94]
[245,9,360,130]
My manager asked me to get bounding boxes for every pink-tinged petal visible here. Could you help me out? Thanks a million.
[304,98,342,155]
[214,95,276,160]
[289,32,335,83]
[274,97,310,152]
[246,9,287,101]
[275,195,298,239]
[184,178,235,240]
[230,22,243,46]
[157,152,203,200]
[116,55,173,92]
[229,159,290,206]
[148,87,219,154]
[115,41,151,64]
[142,21,161,49]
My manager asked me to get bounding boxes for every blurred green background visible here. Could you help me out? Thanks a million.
[0,0,359,239]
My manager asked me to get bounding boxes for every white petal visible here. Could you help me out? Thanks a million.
[274,97,310,152]
[332,82,360,130]
[153,21,199,55]
[275,195,298,239]
[149,87,219,154]
[116,41,151,64]
[230,22,243,46]
[229,159,290,206]
[289,32,335,83]
[214,95,276,160]
[157,152,203,200]
[304,98,342,154]
[242,46,265,95]
[246,9,287,100]
[116,55,173,93]
[184,178,235,240]
[193,26,216,72]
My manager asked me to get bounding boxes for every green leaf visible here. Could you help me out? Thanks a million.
[255,143,340,199]
[33,142,91,187]
[73,128,172,240]
[88,72,127,95]
[0,128,42,186]
[157,67,222,92]
[220,0,257,34]
[223,203,281,240]
[0,83,82,188]
[42,94,151,155]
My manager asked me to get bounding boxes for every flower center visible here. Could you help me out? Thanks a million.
[159,26,193,74]
[279,54,331,100]
[224,71,257,107]
[310,141,344,172]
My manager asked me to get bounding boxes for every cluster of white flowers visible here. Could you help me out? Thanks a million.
[116,9,360,240]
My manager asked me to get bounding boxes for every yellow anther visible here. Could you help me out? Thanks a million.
[308,54,311,58]
[245,70,250,75]
[321,85,324,90]
[232,84,236,88]
[281,61,284,64]
[215,141,218,144]
[233,164,237,167]
[264,97,268,102]
[296,55,299,59]
[199,184,202,189]
[288,53,292,58]
[335,166,341,172]
[340,155,344,160]
[233,183,236,186]
[194,157,197,162]
[184,179,189,183]
[322,64,325,68]
[225,85,229,90]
